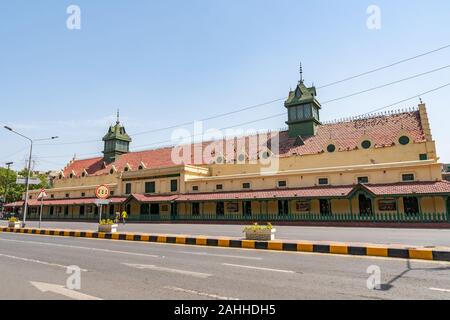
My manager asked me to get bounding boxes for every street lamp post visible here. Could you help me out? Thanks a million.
[4,126,58,227]
[1,162,13,218]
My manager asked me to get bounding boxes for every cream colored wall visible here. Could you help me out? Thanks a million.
[207,142,439,177]
[122,177,180,195]
[185,164,441,194]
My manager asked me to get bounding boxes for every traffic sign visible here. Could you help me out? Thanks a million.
[95,185,110,200]
[16,177,41,185]
[95,199,110,206]
[38,189,47,200]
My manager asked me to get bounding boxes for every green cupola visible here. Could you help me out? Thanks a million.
[285,69,321,137]
[102,110,132,162]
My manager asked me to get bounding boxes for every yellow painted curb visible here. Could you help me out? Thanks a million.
[242,240,255,249]
[218,239,230,247]
[367,247,388,257]
[176,237,186,244]
[157,236,166,243]
[111,233,120,240]
[268,242,283,251]
[330,245,349,255]
[409,249,433,260]
[196,237,207,246]
[298,243,314,252]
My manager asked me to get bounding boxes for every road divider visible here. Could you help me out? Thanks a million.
[1,226,450,262]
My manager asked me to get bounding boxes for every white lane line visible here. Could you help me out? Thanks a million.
[31,281,102,300]
[429,287,450,293]
[0,253,88,272]
[164,286,239,300]
[122,263,212,278]
[0,237,161,259]
[180,251,262,260]
[222,263,296,274]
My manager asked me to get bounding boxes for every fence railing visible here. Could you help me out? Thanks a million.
[16,211,450,223]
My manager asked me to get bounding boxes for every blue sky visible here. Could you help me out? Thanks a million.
[0,0,449,171]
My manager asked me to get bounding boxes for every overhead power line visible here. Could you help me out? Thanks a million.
[34,43,450,147]
[321,65,450,104]
[35,82,450,160]
[317,43,450,89]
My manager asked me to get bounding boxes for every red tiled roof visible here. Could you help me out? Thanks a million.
[61,110,425,177]
[3,197,126,207]
[128,194,179,203]
[175,186,354,201]
[4,181,450,208]
[3,201,24,208]
[362,181,450,196]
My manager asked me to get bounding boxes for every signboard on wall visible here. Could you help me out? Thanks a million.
[296,200,311,212]
[378,199,397,211]
[227,202,239,213]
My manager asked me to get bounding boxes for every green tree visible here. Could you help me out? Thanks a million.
[0,168,50,204]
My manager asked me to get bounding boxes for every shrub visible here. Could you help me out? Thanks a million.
[99,219,115,225]
[243,222,273,232]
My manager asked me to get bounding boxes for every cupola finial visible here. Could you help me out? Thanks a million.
[299,62,303,83]
[116,109,120,124]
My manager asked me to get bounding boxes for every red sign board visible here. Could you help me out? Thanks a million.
[95,185,110,200]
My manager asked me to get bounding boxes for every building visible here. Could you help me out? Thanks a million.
[443,164,450,182]
[5,77,450,221]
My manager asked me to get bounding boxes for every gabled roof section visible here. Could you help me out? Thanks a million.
[279,109,425,156]
[103,122,131,142]
[61,109,426,177]
[285,81,319,107]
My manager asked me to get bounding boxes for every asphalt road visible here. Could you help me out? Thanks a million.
[1,231,450,300]
[2,220,450,247]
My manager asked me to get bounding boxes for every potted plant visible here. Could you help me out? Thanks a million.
[243,222,276,241]
[8,217,21,229]
[98,219,118,233]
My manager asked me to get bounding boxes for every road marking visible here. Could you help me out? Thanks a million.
[164,286,239,300]
[180,251,262,260]
[0,253,88,271]
[0,237,161,259]
[122,263,212,278]
[222,263,296,274]
[429,287,450,293]
[30,281,101,300]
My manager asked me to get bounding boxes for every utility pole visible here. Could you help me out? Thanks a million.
[4,126,58,227]
[1,162,13,218]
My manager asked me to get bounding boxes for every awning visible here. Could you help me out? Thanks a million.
[361,181,450,196]
[127,194,179,203]
[3,201,24,208]
[3,197,126,207]
[175,186,354,202]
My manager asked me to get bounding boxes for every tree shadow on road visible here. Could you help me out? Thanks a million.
[376,259,450,291]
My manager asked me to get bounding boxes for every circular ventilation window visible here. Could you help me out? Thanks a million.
[238,154,246,162]
[216,156,224,164]
[69,173,73,179]
[262,151,270,159]
[138,165,143,170]
[327,144,336,153]
[124,167,129,172]
[110,169,114,175]
[399,136,410,145]
[361,140,372,149]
